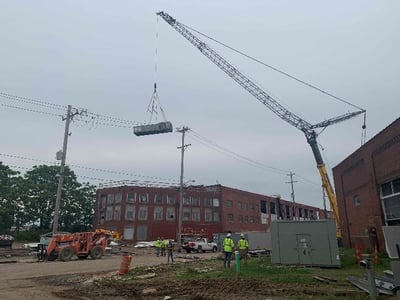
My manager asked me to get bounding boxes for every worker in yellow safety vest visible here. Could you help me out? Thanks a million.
[155,238,161,257]
[223,233,234,269]
[237,233,249,265]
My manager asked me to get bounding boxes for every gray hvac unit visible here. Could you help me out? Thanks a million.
[133,121,173,136]
[271,220,340,268]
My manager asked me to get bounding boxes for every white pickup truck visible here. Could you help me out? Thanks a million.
[182,238,218,253]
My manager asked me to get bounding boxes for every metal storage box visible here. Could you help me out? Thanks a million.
[271,220,340,267]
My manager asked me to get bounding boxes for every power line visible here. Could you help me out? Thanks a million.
[0,103,62,118]
[0,92,67,110]
[0,153,180,184]
[189,129,288,175]
[188,129,321,189]
[0,91,143,128]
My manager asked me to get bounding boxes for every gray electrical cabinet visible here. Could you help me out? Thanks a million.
[271,220,340,268]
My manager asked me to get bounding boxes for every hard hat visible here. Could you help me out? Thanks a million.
[240,233,244,237]
[227,233,231,237]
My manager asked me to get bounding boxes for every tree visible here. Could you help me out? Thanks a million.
[0,162,22,233]
[21,165,96,232]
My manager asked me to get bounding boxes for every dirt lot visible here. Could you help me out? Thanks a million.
[0,246,367,300]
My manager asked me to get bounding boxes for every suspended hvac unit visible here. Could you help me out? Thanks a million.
[134,83,173,136]
[133,121,173,136]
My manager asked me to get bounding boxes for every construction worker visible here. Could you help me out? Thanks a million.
[223,233,234,269]
[167,240,174,263]
[161,238,167,256]
[237,233,249,265]
[155,237,161,257]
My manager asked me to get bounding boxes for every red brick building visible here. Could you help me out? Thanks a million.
[94,184,328,243]
[333,118,400,251]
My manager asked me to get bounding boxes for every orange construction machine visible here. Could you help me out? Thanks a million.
[44,231,109,261]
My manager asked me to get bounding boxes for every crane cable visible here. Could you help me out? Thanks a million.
[180,21,367,143]
[180,23,365,112]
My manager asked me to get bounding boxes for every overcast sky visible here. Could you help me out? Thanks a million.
[1,1,399,209]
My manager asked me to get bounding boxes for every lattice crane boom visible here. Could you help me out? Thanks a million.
[157,11,366,238]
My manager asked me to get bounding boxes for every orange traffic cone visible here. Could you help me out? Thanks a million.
[119,253,132,275]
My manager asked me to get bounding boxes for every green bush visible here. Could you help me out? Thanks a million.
[13,230,41,242]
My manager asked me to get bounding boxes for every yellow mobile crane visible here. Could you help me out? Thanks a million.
[157,11,366,239]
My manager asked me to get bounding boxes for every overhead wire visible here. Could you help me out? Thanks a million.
[0,153,180,184]
[188,129,288,175]
[188,129,320,188]
[0,103,62,118]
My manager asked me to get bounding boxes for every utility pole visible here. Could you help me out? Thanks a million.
[286,171,297,220]
[53,105,84,233]
[177,126,190,251]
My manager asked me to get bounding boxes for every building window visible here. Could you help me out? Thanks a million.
[213,211,220,222]
[125,205,135,220]
[154,207,163,221]
[115,193,122,204]
[138,206,148,220]
[260,200,267,214]
[299,208,303,218]
[155,194,163,204]
[137,225,147,241]
[127,192,136,203]
[114,206,121,221]
[213,198,220,207]
[107,194,114,205]
[166,207,175,221]
[270,202,276,215]
[123,226,134,240]
[286,206,291,219]
[244,215,249,223]
[381,178,400,197]
[139,194,148,204]
[381,179,400,223]
[205,209,212,222]
[183,208,191,221]
[255,204,259,212]
[250,216,255,223]
[244,203,248,211]
[191,197,200,206]
[183,196,190,206]
[226,200,233,208]
[250,204,255,211]
[204,198,213,206]
[382,182,393,197]
[192,208,200,221]
[304,209,308,219]
[227,213,234,222]
[167,195,175,205]
[354,195,360,207]
[106,206,113,221]
[101,195,106,208]
[239,215,243,223]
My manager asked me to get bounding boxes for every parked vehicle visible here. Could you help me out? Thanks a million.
[0,234,13,248]
[182,237,217,253]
